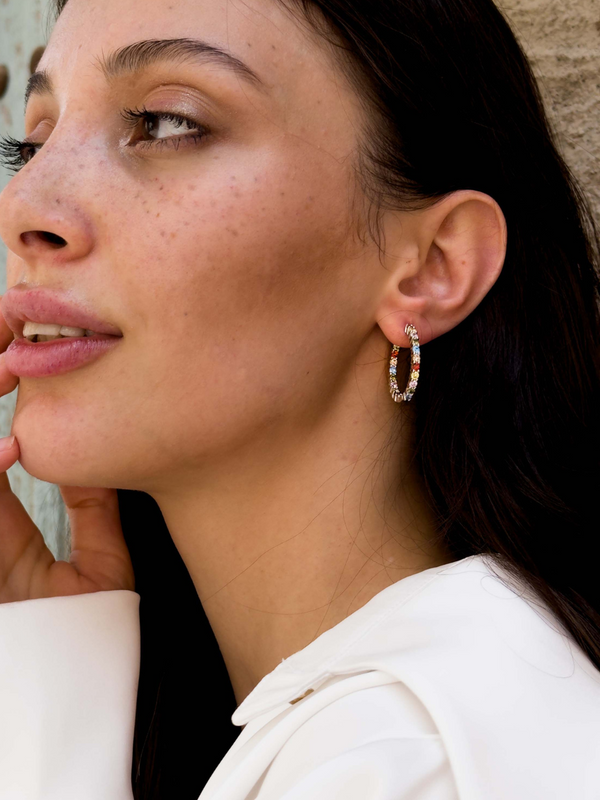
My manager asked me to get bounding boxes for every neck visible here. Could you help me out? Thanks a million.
[152,334,448,704]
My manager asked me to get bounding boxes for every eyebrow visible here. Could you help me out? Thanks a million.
[25,37,266,107]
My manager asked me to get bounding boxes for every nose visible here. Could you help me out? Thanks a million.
[0,164,95,271]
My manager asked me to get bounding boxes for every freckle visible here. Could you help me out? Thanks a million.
[184,312,188,316]
[247,42,252,47]
[280,192,285,196]
[159,186,164,191]
[271,44,276,49]
[55,198,61,205]
[156,212,161,217]
[170,231,177,239]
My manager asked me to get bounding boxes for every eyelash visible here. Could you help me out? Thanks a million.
[0,135,38,174]
[0,107,210,173]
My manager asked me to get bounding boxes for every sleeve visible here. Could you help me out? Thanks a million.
[252,682,459,800]
[0,590,141,800]
[265,737,458,800]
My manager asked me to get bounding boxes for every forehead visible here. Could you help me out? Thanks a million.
[44,0,339,99]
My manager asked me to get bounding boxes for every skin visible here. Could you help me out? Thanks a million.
[0,0,506,703]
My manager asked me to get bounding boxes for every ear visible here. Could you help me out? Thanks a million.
[376,190,507,347]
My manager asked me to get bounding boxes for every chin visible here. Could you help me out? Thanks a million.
[13,426,107,488]
[10,389,165,492]
[10,390,117,488]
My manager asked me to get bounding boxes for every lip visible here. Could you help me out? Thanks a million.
[4,335,122,378]
[1,286,123,339]
[1,286,123,378]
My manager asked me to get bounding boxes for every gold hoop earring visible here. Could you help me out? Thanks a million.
[389,324,420,403]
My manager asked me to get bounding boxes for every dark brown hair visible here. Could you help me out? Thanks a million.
[49,0,600,798]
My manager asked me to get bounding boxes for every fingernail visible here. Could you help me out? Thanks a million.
[0,436,15,451]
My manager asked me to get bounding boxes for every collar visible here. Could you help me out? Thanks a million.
[232,554,491,725]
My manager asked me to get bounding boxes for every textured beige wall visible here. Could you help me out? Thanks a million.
[500,0,600,225]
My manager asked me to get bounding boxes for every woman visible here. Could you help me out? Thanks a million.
[0,0,598,796]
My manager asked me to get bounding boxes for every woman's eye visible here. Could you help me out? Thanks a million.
[146,114,198,140]
[0,107,209,175]
[120,107,210,151]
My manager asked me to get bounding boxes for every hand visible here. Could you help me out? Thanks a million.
[0,295,135,603]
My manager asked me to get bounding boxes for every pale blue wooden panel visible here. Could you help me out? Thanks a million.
[0,0,70,560]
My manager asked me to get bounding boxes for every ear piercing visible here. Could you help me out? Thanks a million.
[389,324,420,403]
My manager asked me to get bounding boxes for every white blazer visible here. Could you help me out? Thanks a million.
[0,553,599,799]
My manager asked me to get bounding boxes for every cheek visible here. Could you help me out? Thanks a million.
[68,148,365,474]
[116,150,355,363]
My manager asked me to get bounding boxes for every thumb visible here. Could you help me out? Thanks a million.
[59,485,135,592]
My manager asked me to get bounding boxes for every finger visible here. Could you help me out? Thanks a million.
[59,485,135,592]
[0,354,19,395]
[0,296,14,351]
[0,437,53,592]
[0,435,20,485]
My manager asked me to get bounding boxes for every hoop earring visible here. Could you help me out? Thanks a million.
[389,324,420,403]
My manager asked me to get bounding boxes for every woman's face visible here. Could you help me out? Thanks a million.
[0,0,394,491]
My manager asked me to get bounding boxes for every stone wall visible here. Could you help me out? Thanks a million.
[500,0,600,224]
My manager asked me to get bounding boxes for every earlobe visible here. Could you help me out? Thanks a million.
[376,190,507,348]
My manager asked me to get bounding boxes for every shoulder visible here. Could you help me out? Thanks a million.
[328,554,600,799]
[242,555,600,800]
[331,553,596,680]
[336,553,600,728]
[276,553,598,691]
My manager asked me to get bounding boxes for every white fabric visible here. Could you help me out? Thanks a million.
[0,589,140,800]
[1,554,600,799]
